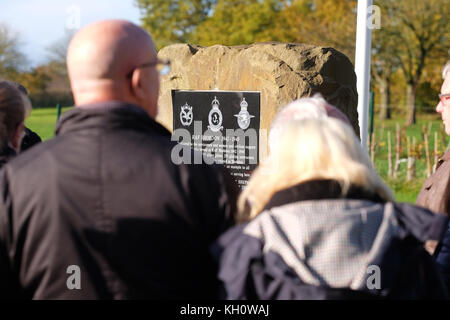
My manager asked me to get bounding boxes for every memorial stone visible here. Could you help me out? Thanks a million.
[157,42,359,186]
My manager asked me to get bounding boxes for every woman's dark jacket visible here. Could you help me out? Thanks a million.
[21,127,42,152]
[0,146,16,169]
[212,180,449,299]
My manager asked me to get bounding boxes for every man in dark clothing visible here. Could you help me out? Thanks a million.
[0,20,236,299]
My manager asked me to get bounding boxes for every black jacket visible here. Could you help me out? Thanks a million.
[0,101,236,299]
[0,145,16,169]
[21,127,42,152]
[212,180,448,299]
[435,222,450,290]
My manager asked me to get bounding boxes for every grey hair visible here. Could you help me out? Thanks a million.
[238,117,394,221]
[443,62,450,79]
[269,94,329,153]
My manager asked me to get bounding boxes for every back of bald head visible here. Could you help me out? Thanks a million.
[67,20,156,105]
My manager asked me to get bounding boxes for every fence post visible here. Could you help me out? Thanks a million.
[56,103,61,121]
[368,91,374,149]
[388,131,392,177]
[371,132,376,166]
[394,122,400,178]
[412,136,416,178]
[407,136,412,181]
[435,131,439,172]
[424,133,431,177]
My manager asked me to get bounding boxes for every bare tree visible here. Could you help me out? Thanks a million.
[44,31,75,94]
[0,23,27,79]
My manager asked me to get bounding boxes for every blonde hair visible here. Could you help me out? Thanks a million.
[269,94,351,153]
[238,117,394,222]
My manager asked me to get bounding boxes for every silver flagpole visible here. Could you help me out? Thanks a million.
[355,0,373,152]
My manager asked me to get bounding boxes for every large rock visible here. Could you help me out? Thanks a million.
[156,42,359,160]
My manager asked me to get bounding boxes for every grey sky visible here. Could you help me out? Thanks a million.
[0,0,141,67]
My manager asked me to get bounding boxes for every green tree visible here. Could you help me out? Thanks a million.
[380,0,450,125]
[45,31,74,93]
[191,0,283,46]
[278,0,358,61]
[17,66,51,98]
[135,0,217,49]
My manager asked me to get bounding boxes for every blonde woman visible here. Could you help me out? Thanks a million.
[212,99,448,299]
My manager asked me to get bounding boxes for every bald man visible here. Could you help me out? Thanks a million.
[0,20,236,299]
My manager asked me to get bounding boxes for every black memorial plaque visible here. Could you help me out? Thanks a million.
[172,90,260,189]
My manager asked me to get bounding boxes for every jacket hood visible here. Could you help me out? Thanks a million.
[244,198,389,289]
[214,180,448,296]
[262,179,385,211]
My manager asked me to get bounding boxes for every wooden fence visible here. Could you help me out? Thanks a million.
[369,122,448,181]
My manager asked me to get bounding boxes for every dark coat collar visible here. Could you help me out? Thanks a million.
[259,179,448,245]
[55,101,170,138]
[263,179,385,212]
[0,145,17,168]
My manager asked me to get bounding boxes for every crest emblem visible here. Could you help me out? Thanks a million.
[180,103,193,126]
[234,97,254,130]
[208,96,223,132]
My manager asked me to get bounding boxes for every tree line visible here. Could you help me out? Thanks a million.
[0,0,448,121]
[137,0,449,125]
[0,24,73,108]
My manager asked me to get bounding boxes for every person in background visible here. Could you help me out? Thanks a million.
[0,20,236,299]
[416,62,450,290]
[10,82,42,151]
[417,62,450,215]
[0,80,26,168]
[212,96,448,299]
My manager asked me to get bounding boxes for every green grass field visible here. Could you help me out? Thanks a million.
[25,107,446,204]
[25,107,73,141]
[371,113,446,203]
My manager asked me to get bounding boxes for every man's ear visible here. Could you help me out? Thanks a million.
[130,68,146,101]
[12,122,25,153]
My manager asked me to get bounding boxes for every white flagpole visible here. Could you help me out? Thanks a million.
[355,0,373,152]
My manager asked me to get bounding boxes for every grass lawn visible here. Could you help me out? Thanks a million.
[25,107,446,204]
[25,107,73,141]
[372,113,447,203]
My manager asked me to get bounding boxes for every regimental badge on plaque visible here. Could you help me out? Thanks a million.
[208,96,223,132]
[234,97,255,130]
[180,102,193,126]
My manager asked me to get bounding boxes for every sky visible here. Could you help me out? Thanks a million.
[0,0,141,67]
